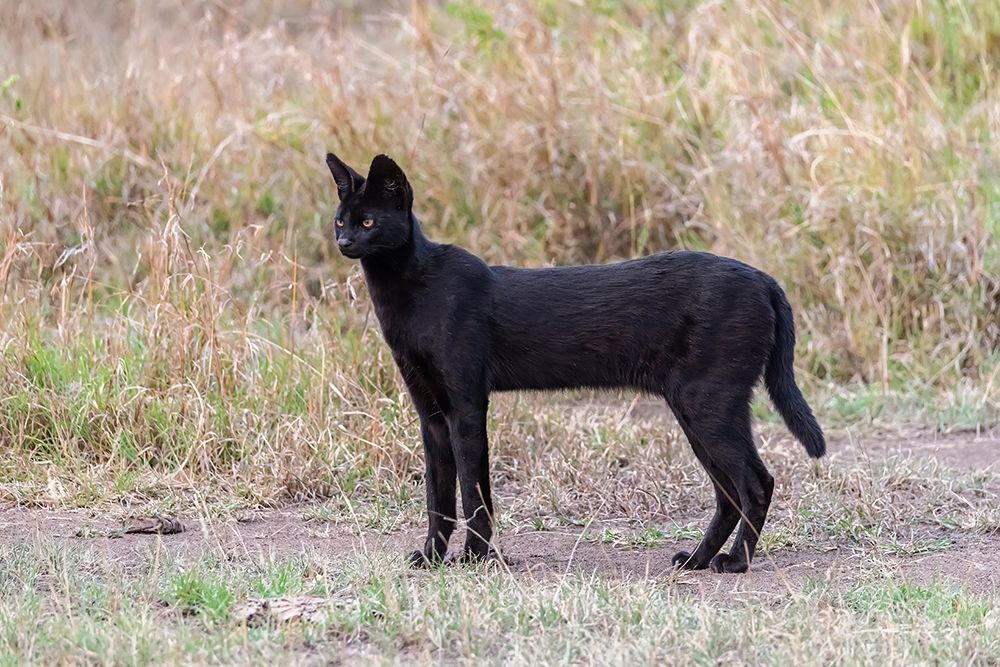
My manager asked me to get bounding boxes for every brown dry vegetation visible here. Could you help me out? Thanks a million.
[0,0,996,504]
[0,0,999,664]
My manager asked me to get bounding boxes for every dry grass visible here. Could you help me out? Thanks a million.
[0,0,996,505]
[0,2,999,661]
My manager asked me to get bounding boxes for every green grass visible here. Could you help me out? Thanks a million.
[2,541,1000,665]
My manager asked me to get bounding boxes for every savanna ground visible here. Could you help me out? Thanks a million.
[1,0,998,664]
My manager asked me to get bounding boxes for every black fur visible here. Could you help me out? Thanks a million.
[326,152,826,573]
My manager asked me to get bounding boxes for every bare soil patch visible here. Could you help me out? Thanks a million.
[3,432,998,598]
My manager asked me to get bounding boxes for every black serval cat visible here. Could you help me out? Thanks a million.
[325,152,825,574]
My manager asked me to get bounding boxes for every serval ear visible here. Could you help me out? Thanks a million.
[325,152,365,201]
[363,154,413,212]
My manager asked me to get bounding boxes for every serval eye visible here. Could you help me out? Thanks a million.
[335,218,344,227]
[362,218,375,228]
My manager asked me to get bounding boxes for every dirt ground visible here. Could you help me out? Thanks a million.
[2,431,998,599]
